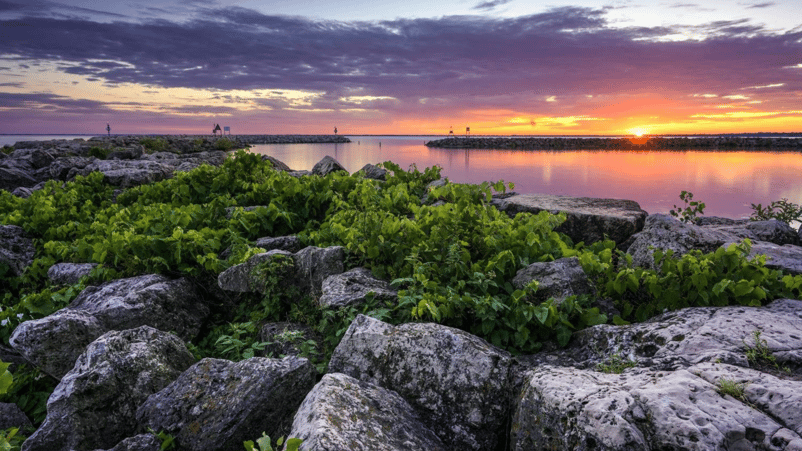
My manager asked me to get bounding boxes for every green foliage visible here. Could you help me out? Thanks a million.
[0,361,12,395]
[669,190,705,223]
[213,322,269,361]
[716,377,747,402]
[140,137,168,153]
[244,433,302,451]
[0,427,27,451]
[215,138,235,151]
[87,146,110,159]
[596,352,636,374]
[750,198,802,225]
[743,329,788,373]
[1,145,13,155]
[0,365,54,425]
[147,429,176,451]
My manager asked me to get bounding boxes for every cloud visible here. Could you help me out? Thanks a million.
[473,0,512,11]
[0,4,799,121]
[746,2,776,8]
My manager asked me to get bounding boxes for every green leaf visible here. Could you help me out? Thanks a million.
[612,315,630,326]
[0,361,12,395]
[556,326,572,347]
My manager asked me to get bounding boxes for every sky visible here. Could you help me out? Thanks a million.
[0,0,800,135]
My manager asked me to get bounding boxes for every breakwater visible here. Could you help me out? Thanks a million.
[425,136,802,150]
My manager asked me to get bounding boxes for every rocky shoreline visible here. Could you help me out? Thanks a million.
[1,139,802,451]
[426,136,802,150]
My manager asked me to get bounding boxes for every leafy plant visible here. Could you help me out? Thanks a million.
[214,322,269,361]
[244,433,302,451]
[669,190,705,223]
[750,198,802,225]
[743,329,788,373]
[88,146,110,159]
[140,137,168,153]
[716,378,747,402]
[215,138,236,151]
[147,429,176,451]
[0,427,26,451]
[1,145,13,155]
[596,352,636,374]
[0,361,12,395]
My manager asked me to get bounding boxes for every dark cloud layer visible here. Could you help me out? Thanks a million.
[0,4,800,113]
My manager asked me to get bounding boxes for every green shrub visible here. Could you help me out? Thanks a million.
[669,190,705,223]
[1,145,13,155]
[139,137,168,153]
[88,146,110,159]
[215,138,235,151]
[750,198,802,225]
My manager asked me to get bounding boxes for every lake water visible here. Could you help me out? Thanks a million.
[3,135,801,219]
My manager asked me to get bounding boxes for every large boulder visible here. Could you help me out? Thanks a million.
[511,257,595,304]
[10,275,207,379]
[90,434,161,451]
[21,326,195,451]
[136,356,315,451]
[628,214,802,272]
[311,156,347,176]
[0,166,37,191]
[47,263,98,285]
[0,402,32,430]
[218,246,344,298]
[491,194,648,246]
[254,235,303,253]
[68,160,173,187]
[511,362,802,451]
[358,163,387,181]
[48,156,94,180]
[328,315,512,450]
[739,241,802,276]
[261,155,291,171]
[319,267,397,308]
[289,373,446,451]
[0,225,35,277]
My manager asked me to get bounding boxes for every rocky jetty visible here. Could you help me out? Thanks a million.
[426,136,802,150]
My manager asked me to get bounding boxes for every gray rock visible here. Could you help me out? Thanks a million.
[259,322,323,362]
[21,326,195,451]
[107,147,143,160]
[287,170,312,178]
[511,362,802,451]
[0,402,32,430]
[11,186,34,198]
[0,225,35,277]
[136,356,315,451]
[293,246,345,298]
[359,163,387,181]
[261,155,291,171]
[0,166,37,191]
[217,250,294,293]
[319,267,397,308]
[511,257,595,304]
[311,156,347,176]
[328,315,512,450]
[289,373,446,451]
[254,235,302,253]
[47,263,98,285]
[491,193,648,246]
[741,241,802,275]
[10,275,207,379]
[49,157,94,180]
[29,149,55,169]
[628,214,802,271]
[69,160,173,187]
[91,434,161,451]
[694,216,749,226]
[527,298,802,372]
[9,309,106,380]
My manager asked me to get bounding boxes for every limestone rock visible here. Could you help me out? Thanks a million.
[293,246,345,298]
[11,186,33,198]
[0,225,35,277]
[491,193,648,246]
[10,275,207,379]
[0,166,37,191]
[511,257,595,304]
[49,156,94,180]
[289,373,446,451]
[47,263,98,285]
[136,357,315,451]
[69,160,173,187]
[319,267,397,308]
[0,403,32,430]
[217,250,293,293]
[21,326,194,451]
[90,434,161,451]
[261,155,291,171]
[254,235,302,253]
[359,163,387,181]
[741,241,802,275]
[511,362,802,451]
[311,156,347,176]
[328,315,512,450]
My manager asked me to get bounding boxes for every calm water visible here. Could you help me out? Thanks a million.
[4,135,801,219]
[250,136,802,219]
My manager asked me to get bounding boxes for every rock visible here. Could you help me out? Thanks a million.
[68,160,173,187]
[11,186,34,198]
[0,225,35,277]
[47,263,98,285]
[511,257,595,304]
[741,241,802,275]
[628,214,802,270]
[0,403,32,430]
[136,356,315,451]
[311,156,347,176]
[328,314,512,450]
[254,235,303,253]
[217,250,294,293]
[91,434,161,451]
[491,194,648,246]
[511,361,802,451]
[21,326,195,451]
[107,147,143,160]
[526,298,802,373]
[695,216,749,226]
[0,166,37,191]
[359,163,387,181]
[49,156,94,180]
[319,267,397,308]
[261,155,291,171]
[259,322,323,362]
[293,246,345,298]
[287,170,312,178]
[10,275,207,379]
[288,373,446,451]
